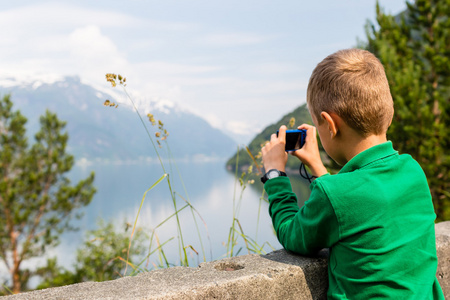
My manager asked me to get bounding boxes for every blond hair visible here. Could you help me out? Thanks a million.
[307,49,394,136]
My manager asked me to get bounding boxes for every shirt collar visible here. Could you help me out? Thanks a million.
[338,141,398,174]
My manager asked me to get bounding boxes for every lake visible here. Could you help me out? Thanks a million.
[56,158,311,270]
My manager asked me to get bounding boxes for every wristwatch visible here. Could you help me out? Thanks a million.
[260,169,287,183]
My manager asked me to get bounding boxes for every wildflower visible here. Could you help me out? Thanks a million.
[289,117,295,128]
[248,179,255,184]
[105,73,126,87]
[103,100,117,107]
[118,74,126,86]
[147,113,156,125]
[247,165,253,174]
[105,73,117,87]
[155,132,161,138]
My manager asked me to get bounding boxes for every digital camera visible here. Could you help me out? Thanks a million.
[276,129,306,152]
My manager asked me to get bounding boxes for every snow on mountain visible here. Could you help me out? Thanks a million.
[0,76,237,163]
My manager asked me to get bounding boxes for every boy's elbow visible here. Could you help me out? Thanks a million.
[282,242,319,256]
[277,231,317,256]
[276,225,322,256]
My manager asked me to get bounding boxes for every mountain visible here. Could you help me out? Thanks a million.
[0,76,237,163]
[226,104,310,171]
[226,104,338,173]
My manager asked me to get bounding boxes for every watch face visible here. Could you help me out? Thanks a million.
[267,169,280,179]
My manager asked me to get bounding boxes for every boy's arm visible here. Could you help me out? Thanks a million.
[265,176,339,254]
[261,125,338,254]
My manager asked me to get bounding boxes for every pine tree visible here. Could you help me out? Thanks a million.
[0,95,96,293]
[365,0,450,221]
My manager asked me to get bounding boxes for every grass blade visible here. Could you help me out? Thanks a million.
[124,173,168,275]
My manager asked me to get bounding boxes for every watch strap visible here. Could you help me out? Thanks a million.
[260,169,287,184]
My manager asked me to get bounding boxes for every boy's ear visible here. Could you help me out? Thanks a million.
[320,111,339,138]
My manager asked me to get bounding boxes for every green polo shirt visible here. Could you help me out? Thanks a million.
[265,142,444,299]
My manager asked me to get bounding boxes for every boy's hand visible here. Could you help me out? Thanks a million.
[291,124,328,177]
[261,125,288,172]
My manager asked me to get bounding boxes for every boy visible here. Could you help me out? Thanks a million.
[260,49,444,299]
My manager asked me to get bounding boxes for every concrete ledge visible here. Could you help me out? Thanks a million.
[4,222,450,299]
[436,221,450,295]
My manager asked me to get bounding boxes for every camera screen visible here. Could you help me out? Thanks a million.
[285,131,302,151]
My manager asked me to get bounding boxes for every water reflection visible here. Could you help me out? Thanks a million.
[61,160,311,269]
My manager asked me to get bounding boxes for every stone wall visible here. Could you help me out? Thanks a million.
[3,221,450,299]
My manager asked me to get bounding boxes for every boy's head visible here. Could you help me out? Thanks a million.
[307,48,394,137]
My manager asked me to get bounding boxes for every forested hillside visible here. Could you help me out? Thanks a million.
[226,104,337,174]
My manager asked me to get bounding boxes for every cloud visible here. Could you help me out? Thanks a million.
[226,120,261,136]
[250,62,301,75]
[0,24,129,86]
[199,32,276,47]
[0,2,133,79]
[0,2,191,33]
[67,25,128,71]
[0,2,198,79]
[202,113,261,140]
[136,61,222,76]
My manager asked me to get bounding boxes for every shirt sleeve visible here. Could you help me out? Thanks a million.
[264,176,340,255]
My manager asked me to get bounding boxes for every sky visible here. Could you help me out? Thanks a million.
[0,0,408,144]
